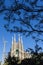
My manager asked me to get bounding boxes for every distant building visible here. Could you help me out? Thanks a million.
[10,34,31,60]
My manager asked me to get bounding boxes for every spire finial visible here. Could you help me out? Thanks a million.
[21,36,23,44]
[21,36,24,50]
[18,34,21,42]
[12,36,13,45]
[14,34,16,42]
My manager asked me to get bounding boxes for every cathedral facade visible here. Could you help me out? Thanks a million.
[10,35,31,60]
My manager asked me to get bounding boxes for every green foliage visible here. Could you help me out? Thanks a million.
[4,52,19,65]
[25,44,43,65]
[21,57,43,65]
[26,44,42,55]
[4,51,43,65]
[3,62,8,65]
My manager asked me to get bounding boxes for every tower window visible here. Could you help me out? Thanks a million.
[16,49,19,55]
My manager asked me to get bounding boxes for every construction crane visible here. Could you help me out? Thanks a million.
[1,38,7,65]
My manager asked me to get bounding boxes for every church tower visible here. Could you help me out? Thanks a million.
[11,34,24,60]
[11,34,16,57]
[11,36,14,57]
[11,34,31,60]
[18,35,24,60]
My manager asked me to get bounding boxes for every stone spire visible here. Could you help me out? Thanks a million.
[13,34,16,56]
[18,34,24,60]
[12,36,13,44]
[11,36,14,51]
[21,36,24,50]
[20,36,24,59]
[14,34,16,47]
[11,34,16,57]
[18,34,21,49]
[18,34,21,42]
[14,34,16,42]
[21,36,23,44]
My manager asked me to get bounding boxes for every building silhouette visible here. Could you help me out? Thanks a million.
[11,34,31,60]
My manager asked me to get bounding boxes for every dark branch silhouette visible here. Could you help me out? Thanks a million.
[0,0,43,42]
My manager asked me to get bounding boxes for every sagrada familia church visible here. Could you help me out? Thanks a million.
[1,34,31,65]
[10,34,31,60]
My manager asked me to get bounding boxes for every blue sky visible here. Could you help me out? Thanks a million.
[0,14,35,61]
[0,0,43,62]
[0,19,35,61]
